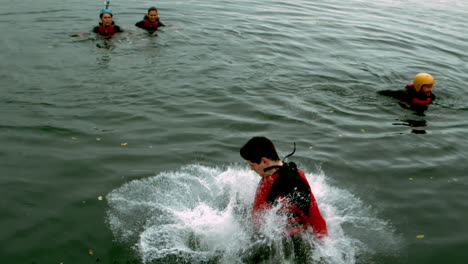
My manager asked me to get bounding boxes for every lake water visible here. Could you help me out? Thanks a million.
[1,0,467,263]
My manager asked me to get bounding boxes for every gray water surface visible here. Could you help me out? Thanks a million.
[1,0,467,263]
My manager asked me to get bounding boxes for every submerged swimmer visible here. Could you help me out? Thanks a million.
[239,137,328,263]
[135,7,165,33]
[93,8,123,38]
[379,73,436,112]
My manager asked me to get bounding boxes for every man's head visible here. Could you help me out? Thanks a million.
[413,73,435,97]
[240,137,281,177]
[147,7,159,22]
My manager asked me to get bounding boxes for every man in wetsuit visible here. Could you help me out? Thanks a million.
[239,137,327,263]
[135,7,165,33]
[93,8,123,38]
[378,73,436,112]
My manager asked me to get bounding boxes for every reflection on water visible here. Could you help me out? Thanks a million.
[97,53,112,67]
[96,39,114,50]
[378,90,431,134]
[397,102,430,115]
[393,118,427,134]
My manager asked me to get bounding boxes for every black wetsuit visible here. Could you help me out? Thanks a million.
[135,16,165,32]
[253,163,327,236]
[378,84,435,111]
[93,22,123,37]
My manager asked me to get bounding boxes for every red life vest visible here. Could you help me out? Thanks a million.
[405,84,433,104]
[143,19,159,30]
[97,24,115,36]
[412,97,432,104]
[252,170,328,237]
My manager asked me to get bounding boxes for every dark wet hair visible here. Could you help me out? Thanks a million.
[99,13,113,18]
[147,7,158,13]
[240,136,280,164]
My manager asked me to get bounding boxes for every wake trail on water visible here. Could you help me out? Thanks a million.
[106,164,401,264]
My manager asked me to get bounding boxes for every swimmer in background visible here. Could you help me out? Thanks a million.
[135,7,165,33]
[378,73,436,112]
[72,6,123,39]
[93,8,123,38]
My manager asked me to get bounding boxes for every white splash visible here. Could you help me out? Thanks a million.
[106,164,400,263]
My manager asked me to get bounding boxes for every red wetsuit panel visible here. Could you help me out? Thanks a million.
[252,170,328,237]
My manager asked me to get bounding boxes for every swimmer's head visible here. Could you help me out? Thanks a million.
[147,7,158,14]
[413,73,435,92]
[99,10,113,26]
[147,7,159,22]
[99,8,113,18]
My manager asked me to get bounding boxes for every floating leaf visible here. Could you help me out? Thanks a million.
[409,178,414,180]
[361,129,366,133]
[71,137,77,140]
[98,196,103,201]
[416,235,425,239]
[96,138,101,141]
[88,249,94,255]
[338,134,343,137]
[121,142,128,146]
[309,146,313,149]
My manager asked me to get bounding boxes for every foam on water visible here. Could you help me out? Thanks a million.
[106,164,400,263]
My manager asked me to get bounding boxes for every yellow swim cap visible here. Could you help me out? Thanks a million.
[413,73,435,91]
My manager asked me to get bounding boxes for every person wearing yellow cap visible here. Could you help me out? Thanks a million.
[405,73,436,104]
[378,73,436,111]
